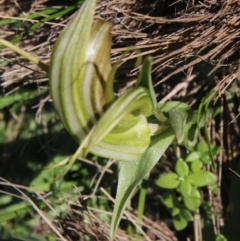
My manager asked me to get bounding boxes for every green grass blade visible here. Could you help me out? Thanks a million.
[0,1,85,50]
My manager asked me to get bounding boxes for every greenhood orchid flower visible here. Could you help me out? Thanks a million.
[49,0,157,162]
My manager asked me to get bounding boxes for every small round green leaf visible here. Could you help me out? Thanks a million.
[173,214,188,231]
[181,208,193,221]
[215,234,227,241]
[156,173,180,189]
[200,153,211,165]
[185,151,200,162]
[196,141,208,153]
[191,160,203,173]
[172,207,180,217]
[179,180,192,196]
[161,192,179,209]
[176,159,189,177]
[183,187,201,211]
[187,170,216,187]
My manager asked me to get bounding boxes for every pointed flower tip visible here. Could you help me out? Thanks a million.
[49,0,111,139]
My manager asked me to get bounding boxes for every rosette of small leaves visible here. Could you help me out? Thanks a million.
[157,141,218,230]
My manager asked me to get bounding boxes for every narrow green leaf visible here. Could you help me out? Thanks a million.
[203,122,216,170]
[0,2,85,50]
[137,187,147,226]
[169,111,188,143]
[0,8,59,26]
[0,202,30,222]
[187,170,216,187]
[136,56,157,109]
[183,116,199,148]
[110,129,175,240]
[158,101,190,112]
[0,38,48,72]
[0,89,46,110]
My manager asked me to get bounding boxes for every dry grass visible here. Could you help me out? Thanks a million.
[97,0,240,81]
[0,174,178,241]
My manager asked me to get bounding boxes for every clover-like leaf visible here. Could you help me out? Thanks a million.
[187,170,216,187]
